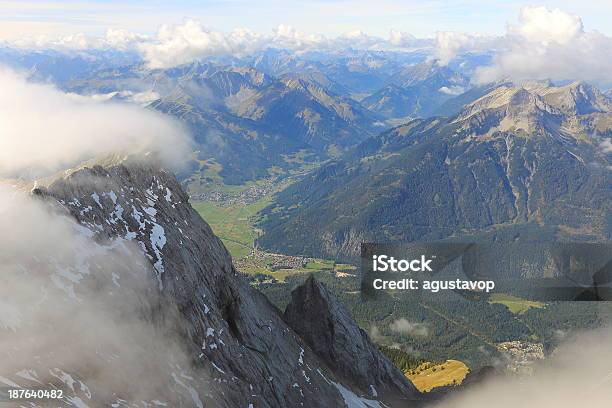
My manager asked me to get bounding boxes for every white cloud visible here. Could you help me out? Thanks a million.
[2,19,433,68]
[436,329,612,407]
[141,21,421,68]
[0,185,202,404]
[426,6,612,85]
[388,29,417,47]
[3,6,610,83]
[139,20,267,69]
[6,28,148,51]
[369,325,383,342]
[104,28,149,50]
[434,31,478,65]
[337,29,386,49]
[510,6,583,44]
[82,89,161,106]
[439,85,466,95]
[8,32,101,50]
[0,68,190,178]
[139,21,410,68]
[474,6,612,85]
[389,318,429,337]
[271,24,329,51]
[432,31,500,66]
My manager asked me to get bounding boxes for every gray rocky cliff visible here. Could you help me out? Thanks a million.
[22,157,411,407]
[284,275,422,404]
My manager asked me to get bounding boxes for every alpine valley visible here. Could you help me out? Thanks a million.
[1,34,611,408]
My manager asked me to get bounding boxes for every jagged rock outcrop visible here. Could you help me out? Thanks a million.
[9,156,406,407]
[538,81,612,115]
[284,276,422,403]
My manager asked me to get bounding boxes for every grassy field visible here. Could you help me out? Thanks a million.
[405,360,470,392]
[185,159,270,197]
[192,197,272,259]
[251,261,346,282]
[192,190,356,281]
[236,250,356,282]
[489,293,545,314]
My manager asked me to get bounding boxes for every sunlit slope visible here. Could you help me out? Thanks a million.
[406,360,470,392]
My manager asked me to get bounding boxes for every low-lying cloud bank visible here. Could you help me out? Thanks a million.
[0,185,203,405]
[0,68,191,178]
[138,21,433,69]
[0,64,201,402]
[2,5,611,87]
[3,6,611,86]
[2,23,432,69]
[2,6,612,85]
[436,328,612,407]
[6,28,149,51]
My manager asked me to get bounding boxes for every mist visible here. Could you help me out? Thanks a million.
[434,328,612,407]
[389,318,429,338]
[0,67,192,179]
[0,186,207,406]
[0,65,206,405]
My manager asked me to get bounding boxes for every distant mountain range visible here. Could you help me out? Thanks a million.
[4,46,610,198]
[63,56,488,187]
[65,60,388,186]
[0,47,496,184]
[248,48,429,94]
[362,61,469,119]
[0,47,141,85]
[257,81,612,259]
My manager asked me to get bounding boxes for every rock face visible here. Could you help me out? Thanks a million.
[15,156,414,407]
[284,276,421,403]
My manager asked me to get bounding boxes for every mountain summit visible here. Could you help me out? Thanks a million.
[284,276,421,402]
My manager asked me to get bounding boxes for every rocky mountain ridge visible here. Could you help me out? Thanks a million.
[258,82,612,259]
[3,156,421,407]
[362,61,469,120]
[67,61,381,185]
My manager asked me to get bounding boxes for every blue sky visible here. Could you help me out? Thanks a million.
[0,0,611,41]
